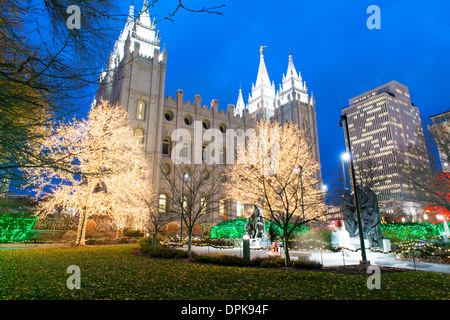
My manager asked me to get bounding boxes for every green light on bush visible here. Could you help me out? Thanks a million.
[0,214,37,242]
[210,218,308,239]
[380,222,440,242]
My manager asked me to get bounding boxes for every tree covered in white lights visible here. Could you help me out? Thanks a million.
[225,120,326,266]
[22,101,149,246]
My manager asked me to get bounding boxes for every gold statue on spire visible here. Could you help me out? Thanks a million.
[260,46,267,56]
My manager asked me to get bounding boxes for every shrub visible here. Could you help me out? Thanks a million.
[210,218,308,240]
[85,219,96,233]
[193,253,303,269]
[258,257,285,268]
[145,247,189,259]
[166,222,180,236]
[0,213,37,242]
[392,238,450,263]
[210,219,248,239]
[191,237,240,248]
[123,229,144,238]
[193,252,251,267]
[381,222,438,243]
[291,258,323,269]
[62,230,77,240]
[139,235,169,253]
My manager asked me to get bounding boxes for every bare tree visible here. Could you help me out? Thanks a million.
[354,156,384,189]
[132,180,173,250]
[161,163,224,258]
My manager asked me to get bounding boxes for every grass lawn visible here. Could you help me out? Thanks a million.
[0,244,448,300]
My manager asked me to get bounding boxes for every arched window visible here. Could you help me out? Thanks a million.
[302,119,309,133]
[159,194,167,213]
[236,201,244,217]
[219,199,228,220]
[182,141,190,159]
[162,137,171,156]
[219,147,226,164]
[202,144,207,163]
[134,128,144,145]
[136,100,146,120]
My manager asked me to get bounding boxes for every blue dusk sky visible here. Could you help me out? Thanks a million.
[106,0,450,184]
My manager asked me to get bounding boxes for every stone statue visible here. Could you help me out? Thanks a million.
[363,186,383,249]
[355,185,369,237]
[341,186,384,249]
[341,189,357,237]
[255,215,265,238]
[248,204,268,240]
[244,218,254,238]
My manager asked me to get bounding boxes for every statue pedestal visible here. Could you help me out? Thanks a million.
[382,239,391,252]
[331,230,355,250]
[349,237,370,250]
[250,238,271,249]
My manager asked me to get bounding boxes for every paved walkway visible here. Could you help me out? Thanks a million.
[187,245,450,274]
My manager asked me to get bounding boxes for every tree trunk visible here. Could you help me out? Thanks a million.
[187,229,193,259]
[283,233,291,267]
[75,209,88,246]
[153,231,157,251]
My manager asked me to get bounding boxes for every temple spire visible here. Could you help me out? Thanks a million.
[138,0,151,27]
[286,51,299,81]
[234,85,246,117]
[255,47,271,87]
[247,46,275,118]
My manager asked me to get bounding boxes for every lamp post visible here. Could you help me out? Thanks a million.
[340,114,369,265]
[243,234,250,260]
[321,183,328,223]
[340,152,350,189]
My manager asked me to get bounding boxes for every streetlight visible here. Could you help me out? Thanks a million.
[339,114,369,265]
[321,183,328,223]
[340,152,350,189]
[243,234,250,260]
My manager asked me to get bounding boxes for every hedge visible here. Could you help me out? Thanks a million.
[210,218,308,239]
[380,222,441,243]
[0,213,37,242]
